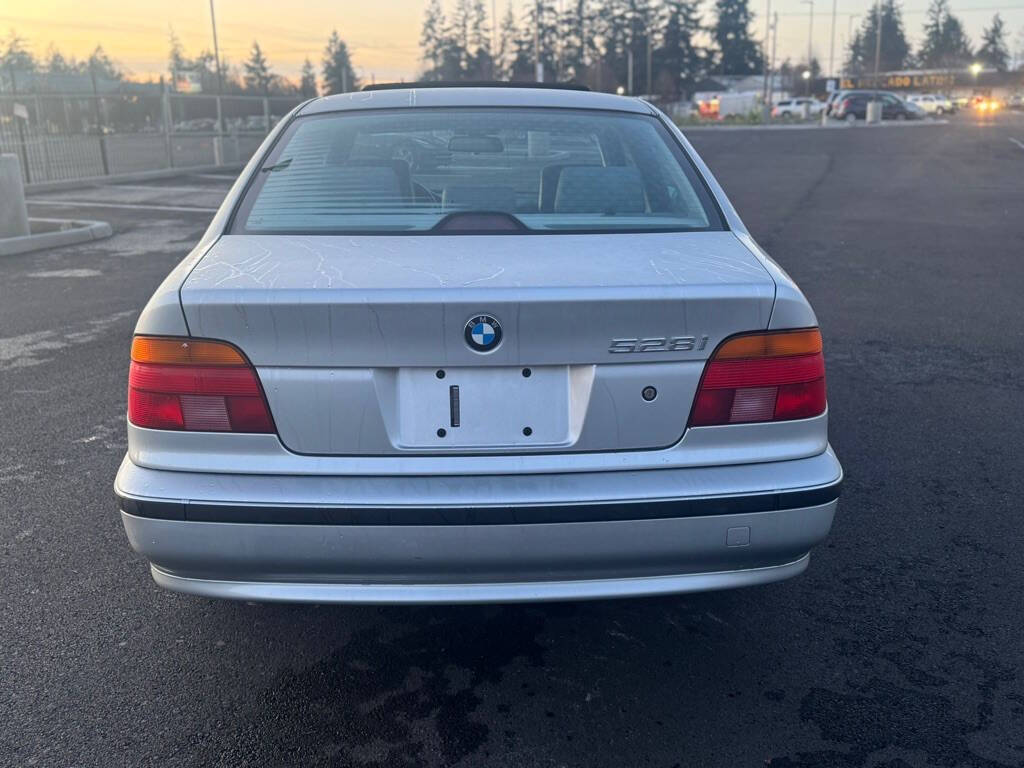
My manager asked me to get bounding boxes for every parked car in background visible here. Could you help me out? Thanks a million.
[694,91,760,120]
[973,96,1003,113]
[905,100,928,119]
[833,91,923,122]
[906,93,953,115]
[772,98,825,119]
[824,91,847,116]
[1008,94,1024,111]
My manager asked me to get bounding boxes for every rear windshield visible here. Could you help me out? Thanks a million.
[231,108,723,234]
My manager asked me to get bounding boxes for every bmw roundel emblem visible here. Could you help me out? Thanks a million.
[464,314,503,352]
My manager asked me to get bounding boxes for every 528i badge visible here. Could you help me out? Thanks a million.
[608,336,710,353]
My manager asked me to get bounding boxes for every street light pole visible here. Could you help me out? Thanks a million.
[844,14,859,80]
[801,0,814,95]
[872,0,883,87]
[869,0,883,122]
[828,0,837,78]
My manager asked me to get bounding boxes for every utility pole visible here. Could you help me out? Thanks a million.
[209,0,223,95]
[762,0,772,120]
[89,60,110,176]
[872,0,882,87]
[209,0,225,134]
[828,0,837,78]
[534,1,543,82]
[627,48,634,95]
[646,29,652,95]
[770,12,778,107]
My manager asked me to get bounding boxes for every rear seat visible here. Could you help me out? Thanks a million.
[553,166,646,214]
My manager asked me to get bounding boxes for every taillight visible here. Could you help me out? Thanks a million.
[841,99,851,111]
[128,336,275,433]
[688,328,826,427]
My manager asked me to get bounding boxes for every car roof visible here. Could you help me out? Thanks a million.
[298,86,656,116]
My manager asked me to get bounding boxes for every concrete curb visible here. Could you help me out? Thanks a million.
[23,163,245,194]
[0,218,114,257]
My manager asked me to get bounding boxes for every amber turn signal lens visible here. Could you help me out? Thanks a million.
[131,336,247,366]
[128,336,274,433]
[712,328,822,360]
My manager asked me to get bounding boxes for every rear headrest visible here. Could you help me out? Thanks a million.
[553,167,646,214]
[538,163,594,212]
[442,184,517,212]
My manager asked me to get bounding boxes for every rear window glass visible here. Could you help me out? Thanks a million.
[231,108,723,234]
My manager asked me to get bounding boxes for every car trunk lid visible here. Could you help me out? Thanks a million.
[180,232,775,454]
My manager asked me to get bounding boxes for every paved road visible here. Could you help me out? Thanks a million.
[3,115,1024,767]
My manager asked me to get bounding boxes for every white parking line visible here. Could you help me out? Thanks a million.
[25,200,219,213]
[98,183,224,194]
[189,173,238,181]
[1010,138,1024,152]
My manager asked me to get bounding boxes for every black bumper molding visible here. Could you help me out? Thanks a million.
[118,480,841,526]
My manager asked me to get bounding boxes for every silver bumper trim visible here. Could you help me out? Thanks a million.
[150,554,811,605]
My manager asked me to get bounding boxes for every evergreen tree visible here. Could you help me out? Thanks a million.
[558,0,601,82]
[976,14,1009,71]
[2,31,37,74]
[243,41,273,95]
[300,58,318,97]
[711,0,763,75]
[167,27,187,80]
[655,0,704,98]
[45,45,76,74]
[420,0,448,78]
[593,0,637,91]
[468,0,493,78]
[451,0,472,58]
[626,0,657,92]
[845,0,911,74]
[940,15,973,68]
[520,0,559,81]
[88,46,121,80]
[322,30,358,93]
[495,5,518,79]
[917,0,972,69]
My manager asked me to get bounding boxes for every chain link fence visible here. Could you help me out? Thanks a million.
[0,92,303,184]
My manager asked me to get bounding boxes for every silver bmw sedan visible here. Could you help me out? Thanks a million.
[115,84,842,604]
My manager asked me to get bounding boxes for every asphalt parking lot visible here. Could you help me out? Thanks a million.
[3,112,1024,767]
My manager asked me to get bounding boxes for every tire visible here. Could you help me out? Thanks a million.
[845,113,857,124]
[896,113,907,121]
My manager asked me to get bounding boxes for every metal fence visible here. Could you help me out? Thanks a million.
[0,92,304,184]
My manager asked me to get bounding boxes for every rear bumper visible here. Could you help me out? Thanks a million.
[116,448,841,604]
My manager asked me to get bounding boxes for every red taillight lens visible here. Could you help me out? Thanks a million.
[127,336,274,433]
[688,329,826,427]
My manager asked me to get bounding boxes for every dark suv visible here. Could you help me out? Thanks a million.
[833,91,921,122]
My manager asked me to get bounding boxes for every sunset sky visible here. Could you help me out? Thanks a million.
[2,0,1022,85]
